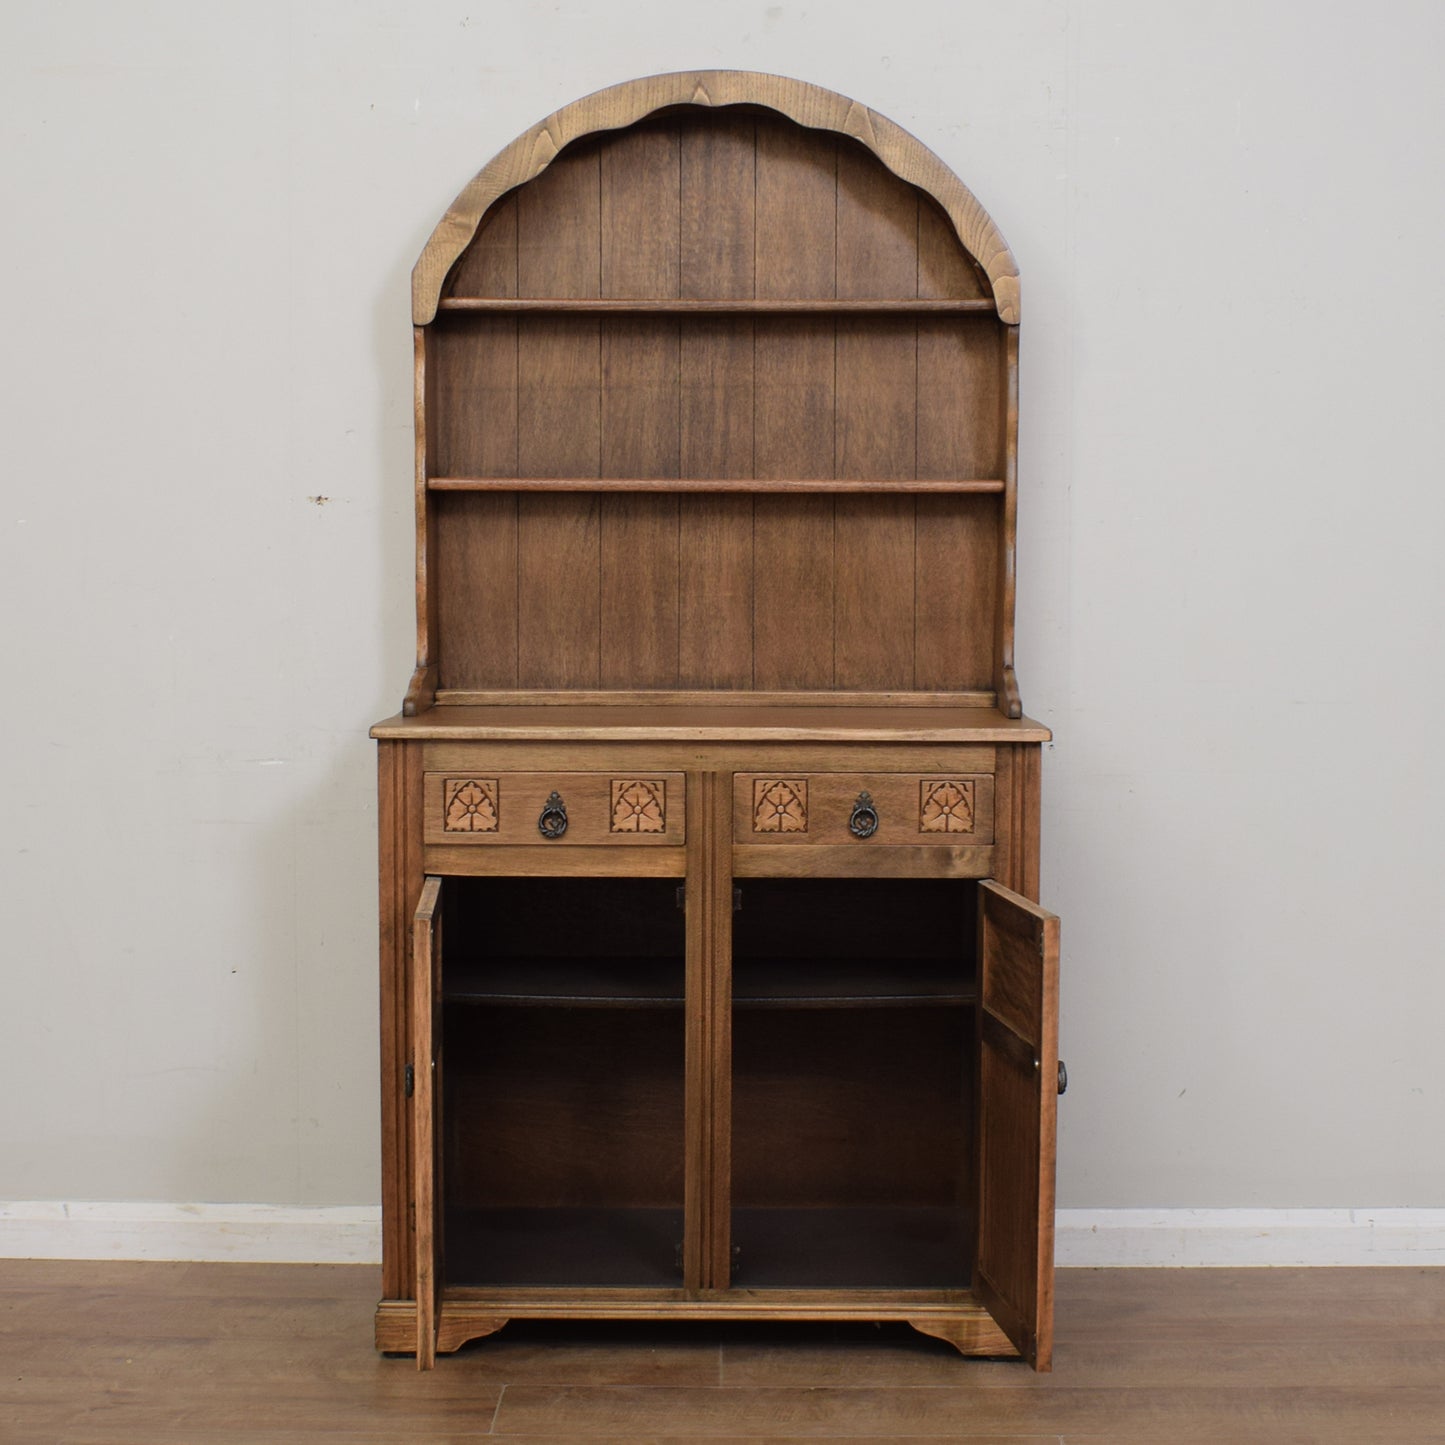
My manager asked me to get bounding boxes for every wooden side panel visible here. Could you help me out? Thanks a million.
[976,880,1059,1371]
[434,493,519,689]
[412,876,444,1370]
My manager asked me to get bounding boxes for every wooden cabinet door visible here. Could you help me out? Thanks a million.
[975,880,1060,1370]
[411,876,444,1369]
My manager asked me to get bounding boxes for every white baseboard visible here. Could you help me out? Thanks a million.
[1055,1208,1445,1266]
[0,1202,382,1264]
[3,1203,1443,1267]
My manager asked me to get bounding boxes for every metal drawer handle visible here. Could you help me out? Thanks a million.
[537,791,568,839]
[848,790,879,839]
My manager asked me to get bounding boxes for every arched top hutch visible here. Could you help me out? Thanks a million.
[373,71,1060,1374]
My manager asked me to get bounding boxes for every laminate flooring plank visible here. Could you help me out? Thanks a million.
[489,1383,1445,1438]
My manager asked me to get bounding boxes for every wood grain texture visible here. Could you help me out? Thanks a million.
[11,1261,1445,1442]
[434,493,518,689]
[977,880,1060,1371]
[415,71,1019,322]
[411,876,443,1369]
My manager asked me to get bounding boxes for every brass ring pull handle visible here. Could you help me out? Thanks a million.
[1057,1060,1069,1096]
[537,791,568,839]
[848,790,879,839]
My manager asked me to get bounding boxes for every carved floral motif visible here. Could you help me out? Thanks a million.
[919,779,975,834]
[444,778,499,832]
[753,778,808,833]
[611,779,667,833]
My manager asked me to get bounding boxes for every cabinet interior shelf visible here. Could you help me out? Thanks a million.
[444,956,977,1008]
[428,477,1005,494]
[438,296,998,315]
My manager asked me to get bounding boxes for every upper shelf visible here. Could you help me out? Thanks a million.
[436,297,999,315]
[427,477,1006,494]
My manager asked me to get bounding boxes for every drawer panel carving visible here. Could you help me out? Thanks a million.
[735,772,994,846]
[425,772,685,845]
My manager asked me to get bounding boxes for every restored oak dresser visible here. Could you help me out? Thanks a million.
[371,70,1062,1370]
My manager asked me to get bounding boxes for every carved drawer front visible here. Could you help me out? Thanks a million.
[425,772,684,846]
[735,773,994,846]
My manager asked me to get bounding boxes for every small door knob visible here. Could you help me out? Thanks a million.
[1057,1060,1068,1096]
[537,791,568,839]
[848,790,879,839]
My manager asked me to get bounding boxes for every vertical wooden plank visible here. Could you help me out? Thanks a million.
[678,493,753,689]
[601,123,680,298]
[753,120,837,689]
[677,115,756,685]
[445,193,518,297]
[915,314,1002,694]
[680,114,755,300]
[378,745,413,1300]
[434,493,519,689]
[997,326,1022,716]
[976,881,1059,1371]
[517,493,600,688]
[836,139,919,298]
[517,142,600,298]
[683,770,733,1292]
[600,492,678,687]
[598,125,681,687]
[914,495,998,690]
[515,143,602,687]
[755,120,836,299]
[833,142,918,688]
[917,317,1003,479]
[833,496,915,689]
[412,876,442,1370]
[918,194,989,300]
[429,318,518,478]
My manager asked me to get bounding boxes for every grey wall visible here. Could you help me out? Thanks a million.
[2,0,1442,1209]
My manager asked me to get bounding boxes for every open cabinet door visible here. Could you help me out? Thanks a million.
[976,880,1060,1370]
[411,876,443,1369]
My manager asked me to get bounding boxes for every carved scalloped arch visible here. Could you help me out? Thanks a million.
[413,70,1020,324]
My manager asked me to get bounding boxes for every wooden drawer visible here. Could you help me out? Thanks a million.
[424,772,685,846]
[735,772,995,846]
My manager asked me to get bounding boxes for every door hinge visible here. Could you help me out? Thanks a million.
[404,1063,414,1098]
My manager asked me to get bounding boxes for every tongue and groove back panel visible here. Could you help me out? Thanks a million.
[427,109,1007,697]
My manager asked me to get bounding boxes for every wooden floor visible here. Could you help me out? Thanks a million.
[4,1262,1445,1442]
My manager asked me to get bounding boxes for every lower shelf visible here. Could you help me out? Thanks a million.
[444,1206,684,1289]
[731,1206,973,1290]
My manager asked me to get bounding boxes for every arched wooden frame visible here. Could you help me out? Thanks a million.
[407,71,1024,718]
[413,70,1019,325]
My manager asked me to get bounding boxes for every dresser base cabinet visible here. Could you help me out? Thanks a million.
[374,736,1058,1368]
[373,70,1060,1369]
